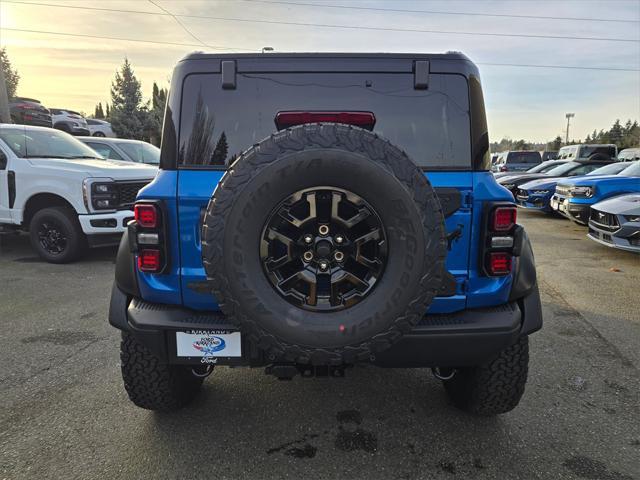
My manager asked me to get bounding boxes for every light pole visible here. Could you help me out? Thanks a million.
[565,113,575,144]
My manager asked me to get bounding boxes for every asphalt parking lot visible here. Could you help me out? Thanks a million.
[1,209,638,480]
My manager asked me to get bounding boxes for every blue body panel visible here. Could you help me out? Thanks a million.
[136,170,515,314]
[466,172,513,308]
[135,170,183,305]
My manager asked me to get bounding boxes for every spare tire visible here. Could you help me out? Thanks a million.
[202,123,446,365]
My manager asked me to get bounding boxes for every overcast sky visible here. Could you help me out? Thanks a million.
[1,0,639,142]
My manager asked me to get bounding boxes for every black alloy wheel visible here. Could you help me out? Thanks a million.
[37,220,68,256]
[260,187,387,312]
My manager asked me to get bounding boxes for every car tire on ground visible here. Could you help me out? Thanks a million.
[201,123,447,365]
[93,131,106,137]
[29,207,86,263]
[120,332,205,411]
[442,336,529,416]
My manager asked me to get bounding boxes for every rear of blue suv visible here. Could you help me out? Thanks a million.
[109,53,542,415]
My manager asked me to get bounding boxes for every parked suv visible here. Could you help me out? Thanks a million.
[0,125,156,262]
[9,97,52,127]
[492,151,542,172]
[50,108,90,136]
[86,118,115,138]
[108,52,542,415]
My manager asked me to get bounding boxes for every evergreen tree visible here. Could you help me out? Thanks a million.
[94,102,105,119]
[109,58,149,139]
[0,47,20,99]
[105,103,110,119]
[148,82,168,145]
[211,131,229,165]
[183,91,215,165]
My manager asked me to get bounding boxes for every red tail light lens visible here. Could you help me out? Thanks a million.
[488,252,512,275]
[275,111,376,130]
[499,166,507,172]
[492,206,517,232]
[137,249,161,272]
[134,204,158,228]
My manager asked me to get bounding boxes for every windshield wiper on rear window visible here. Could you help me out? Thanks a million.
[69,155,102,159]
[23,155,73,159]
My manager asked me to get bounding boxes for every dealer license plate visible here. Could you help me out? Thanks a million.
[176,330,241,357]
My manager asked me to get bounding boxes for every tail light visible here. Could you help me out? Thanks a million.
[499,165,508,172]
[132,201,166,273]
[134,203,158,228]
[487,252,512,275]
[275,111,376,130]
[483,205,517,276]
[138,249,161,272]
[492,206,517,231]
[13,103,31,110]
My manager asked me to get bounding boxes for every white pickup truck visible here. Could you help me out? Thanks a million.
[0,124,157,263]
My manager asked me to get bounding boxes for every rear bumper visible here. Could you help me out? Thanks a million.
[109,283,542,368]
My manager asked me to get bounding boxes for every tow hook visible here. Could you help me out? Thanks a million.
[432,367,456,381]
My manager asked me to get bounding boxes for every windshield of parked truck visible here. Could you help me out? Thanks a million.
[578,145,616,159]
[0,128,103,159]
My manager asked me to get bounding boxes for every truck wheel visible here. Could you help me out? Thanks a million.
[120,333,205,411]
[442,336,529,416]
[29,207,86,263]
[201,123,447,365]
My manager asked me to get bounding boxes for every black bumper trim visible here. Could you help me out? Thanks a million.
[110,287,530,367]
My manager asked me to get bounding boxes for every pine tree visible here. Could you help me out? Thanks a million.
[94,102,105,119]
[211,131,228,165]
[105,103,110,119]
[184,91,215,165]
[0,47,20,99]
[109,58,149,139]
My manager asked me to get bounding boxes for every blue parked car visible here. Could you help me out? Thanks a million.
[551,161,640,224]
[108,52,542,416]
[516,162,631,212]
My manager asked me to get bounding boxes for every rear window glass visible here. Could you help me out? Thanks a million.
[179,72,471,168]
[578,146,616,159]
[506,152,541,164]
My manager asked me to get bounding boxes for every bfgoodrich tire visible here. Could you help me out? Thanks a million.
[120,333,205,411]
[29,207,86,263]
[442,336,529,416]
[201,123,447,365]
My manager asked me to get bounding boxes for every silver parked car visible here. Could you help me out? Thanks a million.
[78,137,159,165]
[588,193,640,253]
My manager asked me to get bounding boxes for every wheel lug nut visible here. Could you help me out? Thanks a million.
[334,251,344,262]
[303,251,314,262]
[318,225,329,236]
[335,235,344,244]
[319,261,329,271]
[304,234,313,244]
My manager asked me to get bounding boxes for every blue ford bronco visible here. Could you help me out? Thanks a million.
[109,52,542,415]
